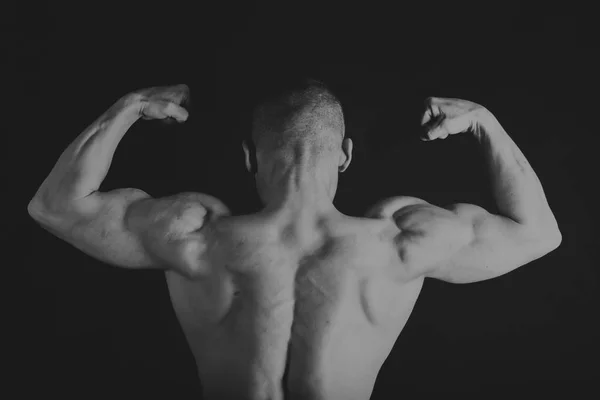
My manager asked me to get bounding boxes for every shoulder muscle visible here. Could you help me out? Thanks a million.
[366,196,429,219]
[367,196,468,276]
[128,192,231,278]
[392,202,472,273]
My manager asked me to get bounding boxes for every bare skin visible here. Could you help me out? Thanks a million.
[28,85,562,400]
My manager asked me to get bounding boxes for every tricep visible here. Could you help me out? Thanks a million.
[30,188,158,269]
[29,189,229,277]
[394,202,561,284]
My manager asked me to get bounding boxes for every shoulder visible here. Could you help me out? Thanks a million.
[178,192,231,215]
[365,196,430,219]
[155,192,231,215]
[127,191,232,248]
[126,192,231,277]
[129,192,231,226]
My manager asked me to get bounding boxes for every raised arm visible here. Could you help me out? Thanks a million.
[27,85,194,270]
[380,98,562,284]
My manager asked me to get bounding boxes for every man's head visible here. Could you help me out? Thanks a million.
[242,78,353,205]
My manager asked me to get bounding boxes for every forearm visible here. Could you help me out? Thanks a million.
[29,95,143,214]
[476,112,561,238]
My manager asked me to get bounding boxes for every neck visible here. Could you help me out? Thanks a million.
[257,150,338,215]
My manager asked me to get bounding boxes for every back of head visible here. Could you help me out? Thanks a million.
[251,77,345,154]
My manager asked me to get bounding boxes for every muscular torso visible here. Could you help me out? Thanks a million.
[164,205,424,400]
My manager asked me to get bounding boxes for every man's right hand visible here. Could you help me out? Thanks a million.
[420,97,490,141]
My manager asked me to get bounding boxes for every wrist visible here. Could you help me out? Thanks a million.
[119,94,145,121]
[474,109,502,141]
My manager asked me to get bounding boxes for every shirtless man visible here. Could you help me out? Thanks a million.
[28,80,562,400]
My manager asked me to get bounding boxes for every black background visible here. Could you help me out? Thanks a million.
[16,1,598,398]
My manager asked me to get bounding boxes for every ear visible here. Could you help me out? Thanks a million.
[242,140,253,174]
[339,138,353,172]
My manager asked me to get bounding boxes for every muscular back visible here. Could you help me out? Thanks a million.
[32,187,557,400]
[164,200,424,400]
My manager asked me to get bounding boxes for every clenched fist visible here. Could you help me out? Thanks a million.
[420,97,490,141]
[128,84,190,123]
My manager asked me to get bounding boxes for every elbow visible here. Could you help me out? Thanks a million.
[27,197,56,224]
[527,216,563,250]
[545,217,563,250]
[548,228,562,250]
[27,198,45,220]
[522,222,562,252]
[538,226,562,252]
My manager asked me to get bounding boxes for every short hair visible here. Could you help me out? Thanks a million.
[251,78,345,153]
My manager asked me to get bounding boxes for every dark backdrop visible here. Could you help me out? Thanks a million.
[18,2,597,398]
